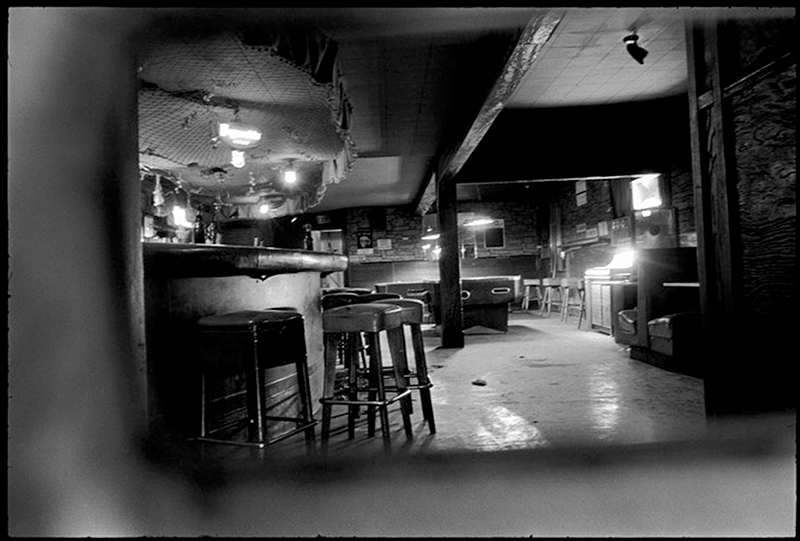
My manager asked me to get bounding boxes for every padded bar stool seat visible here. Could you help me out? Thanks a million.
[196,310,317,452]
[368,298,435,434]
[322,287,373,296]
[321,303,413,454]
[321,292,362,311]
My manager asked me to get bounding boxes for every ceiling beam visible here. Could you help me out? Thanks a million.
[413,10,563,215]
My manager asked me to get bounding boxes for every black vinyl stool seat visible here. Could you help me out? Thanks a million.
[321,303,413,454]
[367,298,436,434]
[196,310,317,452]
[322,287,373,296]
[321,292,362,311]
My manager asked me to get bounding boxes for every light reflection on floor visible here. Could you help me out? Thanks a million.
[474,405,549,451]
[188,311,708,462]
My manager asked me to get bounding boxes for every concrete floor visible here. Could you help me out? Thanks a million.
[189,309,707,464]
[318,310,707,456]
[142,310,795,537]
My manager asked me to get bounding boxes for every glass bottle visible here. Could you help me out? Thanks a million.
[193,210,205,244]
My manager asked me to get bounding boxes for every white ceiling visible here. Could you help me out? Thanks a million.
[301,7,697,213]
[506,7,688,108]
[138,7,781,215]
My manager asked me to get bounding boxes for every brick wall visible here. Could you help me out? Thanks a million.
[553,180,617,279]
[344,200,544,263]
[550,171,696,279]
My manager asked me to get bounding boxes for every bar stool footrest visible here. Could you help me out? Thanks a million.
[320,389,412,407]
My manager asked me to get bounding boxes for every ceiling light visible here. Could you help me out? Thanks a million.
[230,149,246,168]
[259,203,270,215]
[464,218,494,227]
[623,34,648,65]
[284,164,297,184]
[217,122,262,149]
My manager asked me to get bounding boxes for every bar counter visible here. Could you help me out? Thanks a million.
[142,242,348,439]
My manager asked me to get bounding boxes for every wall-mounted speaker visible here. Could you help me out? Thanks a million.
[634,208,676,249]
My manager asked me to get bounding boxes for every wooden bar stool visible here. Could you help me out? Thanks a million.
[195,310,317,453]
[320,303,413,454]
[368,298,436,434]
[558,279,586,327]
[521,279,543,311]
[560,278,577,323]
[540,278,563,318]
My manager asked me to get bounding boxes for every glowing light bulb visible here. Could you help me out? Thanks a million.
[231,150,246,168]
[284,169,297,184]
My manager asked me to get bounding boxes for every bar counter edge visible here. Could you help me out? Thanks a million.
[142,242,348,440]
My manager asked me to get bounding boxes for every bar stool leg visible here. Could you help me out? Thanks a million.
[294,352,317,455]
[320,333,340,455]
[366,332,392,454]
[346,333,359,440]
[248,327,265,443]
[540,287,550,317]
[410,323,436,434]
[521,285,530,311]
[577,289,586,329]
[387,326,414,440]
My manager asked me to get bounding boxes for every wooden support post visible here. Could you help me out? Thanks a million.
[685,14,795,416]
[686,17,742,418]
[437,173,464,348]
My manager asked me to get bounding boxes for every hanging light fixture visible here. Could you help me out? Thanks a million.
[623,33,648,65]
[216,120,262,170]
[230,149,246,168]
[283,160,297,184]
[217,122,262,148]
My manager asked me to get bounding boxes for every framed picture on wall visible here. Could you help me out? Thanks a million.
[356,230,373,249]
[483,219,505,248]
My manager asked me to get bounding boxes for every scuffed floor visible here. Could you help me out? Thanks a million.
[195,311,707,463]
[132,311,795,537]
[319,311,707,456]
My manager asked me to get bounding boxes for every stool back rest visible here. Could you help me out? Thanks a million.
[323,303,403,333]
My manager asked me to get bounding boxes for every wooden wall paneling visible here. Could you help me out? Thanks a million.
[687,15,796,416]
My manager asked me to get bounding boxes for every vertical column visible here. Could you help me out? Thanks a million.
[686,17,742,418]
[685,13,795,416]
[436,173,464,348]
